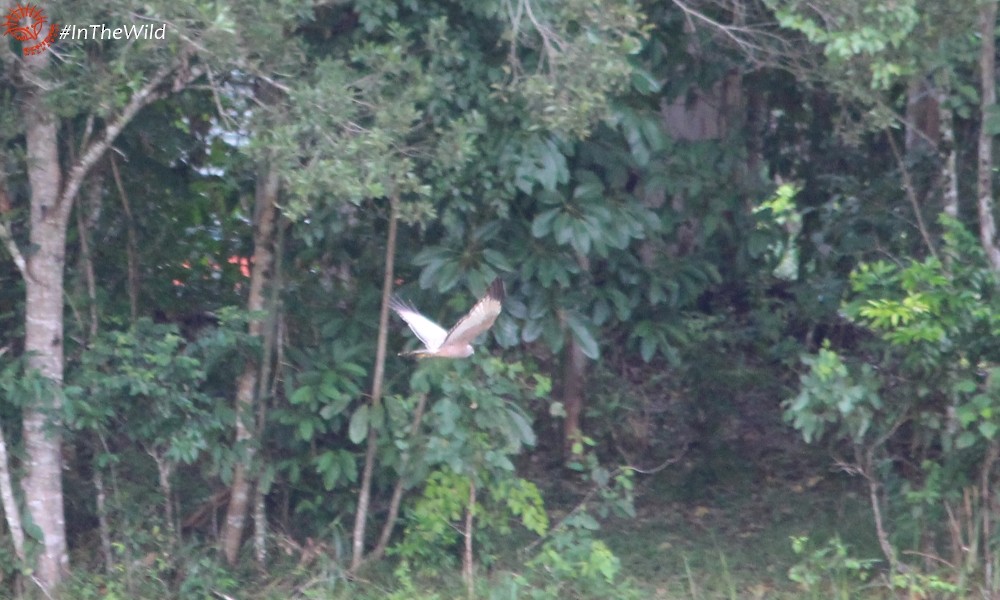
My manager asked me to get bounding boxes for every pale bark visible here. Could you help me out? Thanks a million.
[22,49,72,592]
[11,44,204,595]
[222,164,280,565]
[0,179,25,275]
[0,419,25,563]
[151,449,177,546]
[351,192,399,571]
[980,443,998,586]
[463,479,476,600]
[977,1,1000,271]
[253,478,267,567]
[937,78,959,218]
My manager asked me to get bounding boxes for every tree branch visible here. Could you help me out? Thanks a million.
[0,220,26,278]
[0,180,26,278]
[368,392,430,563]
[886,132,938,260]
[57,55,206,214]
[351,190,399,572]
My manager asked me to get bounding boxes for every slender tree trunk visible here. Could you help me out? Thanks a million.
[9,42,200,598]
[463,478,476,600]
[351,192,399,571]
[110,155,140,322]
[937,76,960,218]
[887,134,937,258]
[856,445,898,574]
[370,392,429,562]
[93,469,113,575]
[0,418,25,564]
[977,1,1000,271]
[562,335,586,455]
[76,178,102,338]
[22,51,72,593]
[222,164,280,565]
[253,479,267,567]
[979,443,999,588]
[150,450,177,547]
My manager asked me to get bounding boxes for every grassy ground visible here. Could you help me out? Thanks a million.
[607,458,883,598]
[340,428,892,599]
[145,442,892,600]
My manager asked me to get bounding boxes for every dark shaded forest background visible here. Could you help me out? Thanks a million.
[1,0,1000,598]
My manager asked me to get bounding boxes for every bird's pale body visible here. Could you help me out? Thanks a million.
[389,278,505,359]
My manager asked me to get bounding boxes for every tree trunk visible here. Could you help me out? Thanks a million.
[151,450,177,547]
[9,44,200,597]
[93,468,113,575]
[463,478,476,600]
[253,477,267,567]
[562,335,587,455]
[22,51,71,593]
[221,164,280,565]
[977,1,1000,271]
[351,192,400,571]
[937,75,959,218]
[0,418,25,564]
[370,392,429,562]
[110,154,140,323]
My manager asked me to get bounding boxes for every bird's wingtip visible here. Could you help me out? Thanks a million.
[487,277,505,302]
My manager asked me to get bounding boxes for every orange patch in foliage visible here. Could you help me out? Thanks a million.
[228,255,251,278]
[171,256,252,287]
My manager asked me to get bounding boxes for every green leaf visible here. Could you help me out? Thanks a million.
[349,404,370,444]
[956,431,978,450]
[290,385,313,406]
[319,394,351,420]
[482,248,514,271]
[630,66,662,94]
[298,419,315,441]
[639,335,656,363]
[567,314,600,359]
[532,207,561,238]
[507,407,536,446]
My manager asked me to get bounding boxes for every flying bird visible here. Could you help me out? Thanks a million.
[389,278,505,358]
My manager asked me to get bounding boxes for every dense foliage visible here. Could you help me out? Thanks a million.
[0,0,999,598]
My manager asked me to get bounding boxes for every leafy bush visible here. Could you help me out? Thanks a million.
[788,536,879,600]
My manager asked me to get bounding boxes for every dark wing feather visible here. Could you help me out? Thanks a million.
[441,278,505,348]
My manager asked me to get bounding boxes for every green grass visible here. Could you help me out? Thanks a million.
[64,438,899,599]
[601,447,884,599]
[322,447,889,599]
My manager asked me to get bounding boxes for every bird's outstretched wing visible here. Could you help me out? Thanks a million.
[388,296,448,351]
[441,277,505,348]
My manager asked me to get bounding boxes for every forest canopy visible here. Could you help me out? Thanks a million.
[1,0,999,598]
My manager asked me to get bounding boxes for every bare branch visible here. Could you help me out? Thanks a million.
[886,131,938,260]
[673,0,766,53]
[0,177,26,277]
[0,220,26,278]
[57,54,206,214]
[666,0,819,74]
